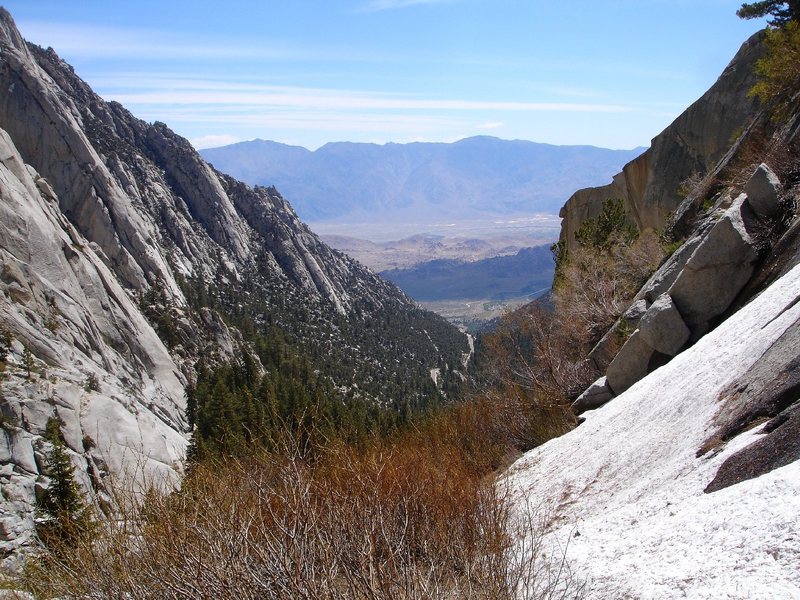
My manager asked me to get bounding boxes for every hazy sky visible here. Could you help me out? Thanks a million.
[5,1,768,150]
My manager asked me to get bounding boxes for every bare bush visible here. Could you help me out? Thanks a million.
[481,227,664,408]
[554,230,663,354]
[18,425,585,600]
[484,303,596,402]
[720,125,800,191]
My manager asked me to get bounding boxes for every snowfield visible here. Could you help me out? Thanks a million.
[507,263,800,599]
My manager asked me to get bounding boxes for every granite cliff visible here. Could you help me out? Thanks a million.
[0,8,467,564]
[511,26,800,597]
[559,32,765,252]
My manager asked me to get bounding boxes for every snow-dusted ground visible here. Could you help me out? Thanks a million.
[507,263,800,599]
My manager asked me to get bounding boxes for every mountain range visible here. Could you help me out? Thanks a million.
[1,4,800,597]
[0,8,467,562]
[200,137,644,223]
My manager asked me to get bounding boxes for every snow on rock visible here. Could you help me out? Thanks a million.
[507,262,800,599]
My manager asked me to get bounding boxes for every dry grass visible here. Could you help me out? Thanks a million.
[481,229,664,406]
[17,411,585,599]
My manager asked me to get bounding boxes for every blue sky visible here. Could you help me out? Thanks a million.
[5,1,768,150]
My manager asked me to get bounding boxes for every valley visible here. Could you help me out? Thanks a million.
[201,138,626,325]
[314,214,560,270]
[2,2,800,598]
[316,218,559,328]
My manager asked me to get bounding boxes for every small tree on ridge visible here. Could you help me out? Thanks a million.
[737,1,799,26]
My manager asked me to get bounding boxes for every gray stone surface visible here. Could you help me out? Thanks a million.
[668,195,759,329]
[637,293,690,356]
[0,7,472,566]
[634,225,708,304]
[589,299,650,372]
[572,377,615,414]
[605,331,654,395]
[558,32,764,253]
[744,163,781,218]
[704,316,800,492]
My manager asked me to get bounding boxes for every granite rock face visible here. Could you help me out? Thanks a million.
[636,293,690,357]
[571,377,614,414]
[0,127,187,564]
[558,32,764,252]
[605,331,655,395]
[0,8,467,564]
[744,163,782,218]
[669,195,760,331]
[575,129,794,407]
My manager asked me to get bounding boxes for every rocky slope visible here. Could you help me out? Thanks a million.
[0,8,468,564]
[509,260,800,597]
[558,32,764,252]
[510,30,800,598]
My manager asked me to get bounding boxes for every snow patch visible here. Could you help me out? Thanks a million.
[507,263,800,598]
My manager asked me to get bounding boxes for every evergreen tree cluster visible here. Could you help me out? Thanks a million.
[174,253,469,460]
[573,198,638,251]
[185,331,406,460]
[737,1,799,26]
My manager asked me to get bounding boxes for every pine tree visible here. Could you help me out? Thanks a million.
[38,443,84,519]
[36,439,90,545]
[22,345,34,379]
[737,1,799,26]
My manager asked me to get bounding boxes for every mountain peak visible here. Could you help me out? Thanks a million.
[0,9,469,562]
[200,137,643,222]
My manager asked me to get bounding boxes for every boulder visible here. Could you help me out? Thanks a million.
[668,195,758,330]
[744,163,781,218]
[589,299,649,371]
[4,430,37,474]
[572,377,615,414]
[634,225,708,304]
[637,293,690,356]
[605,331,654,395]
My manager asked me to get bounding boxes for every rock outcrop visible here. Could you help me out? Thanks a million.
[571,376,614,414]
[605,293,690,395]
[0,126,187,564]
[668,195,760,331]
[589,163,786,401]
[558,32,765,253]
[509,258,800,598]
[0,8,469,564]
[528,29,800,596]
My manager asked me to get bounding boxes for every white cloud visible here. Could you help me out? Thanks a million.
[189,134,242,150]
[102,81,633,114]
[477,121,504,129]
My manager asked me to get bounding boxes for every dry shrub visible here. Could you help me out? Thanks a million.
[678,171,713,201]
[19,423,585,600]
[555,230,663,349]
[720,122,800,192]
[483,303,595,402]
[411,388,574,476]
[482,230,663,405]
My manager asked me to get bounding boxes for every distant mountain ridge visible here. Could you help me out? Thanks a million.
[381,245,555,303]
[0,7,469,561]
[200,137,644,222]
